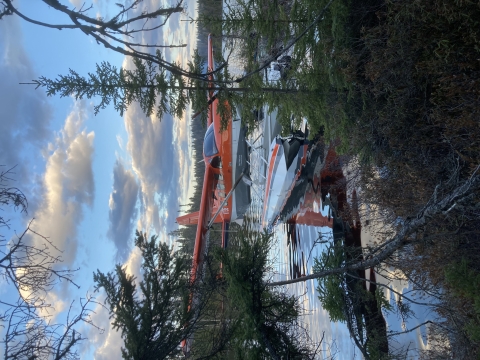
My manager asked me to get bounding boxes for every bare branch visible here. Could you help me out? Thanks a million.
[1,220,79,310]
[0,165,28,229]
[0,171,99,359]
[2,295,99,360]
[2,0,77,29]
[1,1,200,76]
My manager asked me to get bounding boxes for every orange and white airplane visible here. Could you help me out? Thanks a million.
[261,132,309,230]
[177,34,251,355]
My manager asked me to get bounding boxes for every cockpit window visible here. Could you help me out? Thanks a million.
[210,156,222,169]
[203,124,218,157]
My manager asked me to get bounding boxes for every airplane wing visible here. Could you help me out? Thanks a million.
[189,166,216,284]
[180,34,218,355]
[186,33,218,285]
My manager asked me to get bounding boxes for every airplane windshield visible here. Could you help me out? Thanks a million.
[203,124,218,157]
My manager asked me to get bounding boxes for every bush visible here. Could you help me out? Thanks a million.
[445,259,480,344]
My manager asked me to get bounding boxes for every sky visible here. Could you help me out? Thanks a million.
[0,0,198,358]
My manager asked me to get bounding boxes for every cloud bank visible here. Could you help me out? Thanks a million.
[30,101,95,265]
[117,0,195,243]
[0,15,52,205]
[108,160,139,262]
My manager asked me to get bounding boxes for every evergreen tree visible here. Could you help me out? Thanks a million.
[93,230,195,359]
[30,55,208,120]
[213,220,318,359]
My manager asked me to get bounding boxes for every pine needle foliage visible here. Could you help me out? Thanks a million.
[93,230,192,360]
[314,242,346,323]
[33,53,208,120]
[215,220,316,359]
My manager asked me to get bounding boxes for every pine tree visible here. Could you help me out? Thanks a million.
[30,55,207,120]
[214,220,317,359]
[93,230,194,359]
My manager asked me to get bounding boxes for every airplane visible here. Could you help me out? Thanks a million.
[280,143,341,229]
[259,117,335,231]
[177,34,251,355]
[262,131,309,230]
[176,35,334,354]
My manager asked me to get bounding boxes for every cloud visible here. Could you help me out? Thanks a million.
[124,245,143,279]
[0,15,52,202]
[120,91,194,246]
[118,0,196,242]
[29,101,95,265]
[77,0,198,356]
[116,134,124,150]
[82,246,143,360]
[68,0,84,7]
[81,294,123,360]
[107,160,139,262]
[123,103,180,237]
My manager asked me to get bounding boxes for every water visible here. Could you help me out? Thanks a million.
[246,120,354,358]
[246,118,436,359]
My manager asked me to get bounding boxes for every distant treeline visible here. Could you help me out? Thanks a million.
[195,0,223,61]
[174,115,206,255]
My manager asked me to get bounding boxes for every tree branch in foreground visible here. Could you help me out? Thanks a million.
[268,168,480,286]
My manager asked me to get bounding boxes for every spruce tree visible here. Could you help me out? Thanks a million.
[93,230,194,359]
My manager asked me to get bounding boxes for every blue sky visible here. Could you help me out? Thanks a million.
[0,0,197,357]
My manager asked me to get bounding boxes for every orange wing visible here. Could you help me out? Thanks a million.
[189,33,217,284]
[189,166,216,284]
[180,35,218,356]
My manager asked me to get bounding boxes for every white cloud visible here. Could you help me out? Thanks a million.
[118,0,196,240]
[116,134,124,150]
[121,104,194,249]
[68,0,85,8]
[123,101,180,238]
[124,245,143,279]
[84,0,198,355]
[82,294,123,360]
[94,325,123,360]
[29,101,95,265]
[82,246,143,360]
